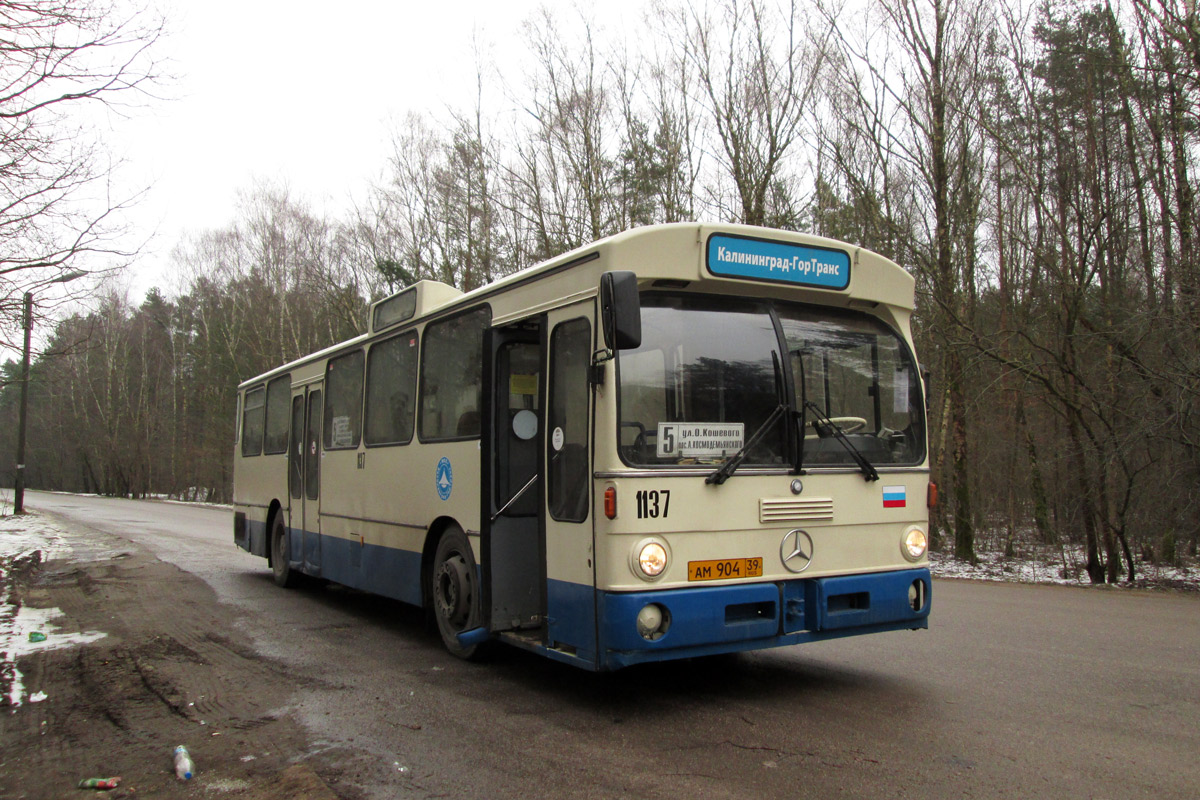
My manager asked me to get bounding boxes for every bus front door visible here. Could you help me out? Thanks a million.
[541,310,595,660]
[289,385,322,576]
[482,324,544,634]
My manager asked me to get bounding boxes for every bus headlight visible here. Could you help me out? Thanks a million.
[632,538,669,580]
[902,527,928,561]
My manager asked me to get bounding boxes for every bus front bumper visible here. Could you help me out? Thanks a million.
[596,568,931,670]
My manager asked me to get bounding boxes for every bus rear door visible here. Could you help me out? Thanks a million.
[289,384,323,576]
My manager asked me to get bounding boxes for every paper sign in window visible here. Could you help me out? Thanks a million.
[657,423,745,458]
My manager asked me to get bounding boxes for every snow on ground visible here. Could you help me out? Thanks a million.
[0,511,70,565]
[161,498,233,510]
[0,511,108,709]
[931,544,1200,592]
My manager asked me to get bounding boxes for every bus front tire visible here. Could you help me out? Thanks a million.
[431,526,484,659]
[271,515,298,588]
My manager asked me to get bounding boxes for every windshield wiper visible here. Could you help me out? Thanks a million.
[706,403,789,486]
[794,350,808,474]
[804,401,880,482]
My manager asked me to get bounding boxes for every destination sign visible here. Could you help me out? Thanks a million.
[657,422,745,458]
[707,234,851,289]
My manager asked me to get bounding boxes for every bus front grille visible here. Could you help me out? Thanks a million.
[759,497,834,524]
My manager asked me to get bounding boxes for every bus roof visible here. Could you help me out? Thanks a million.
[237,223,913,390]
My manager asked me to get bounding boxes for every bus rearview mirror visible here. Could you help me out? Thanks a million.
[600,271,641,351]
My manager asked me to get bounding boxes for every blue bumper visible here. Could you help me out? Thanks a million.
[595,568,930,670]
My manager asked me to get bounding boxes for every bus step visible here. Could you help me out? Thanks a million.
[499,629,545,646]
[456,627,490,648]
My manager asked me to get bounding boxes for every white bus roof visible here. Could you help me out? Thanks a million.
[238,223,913,390]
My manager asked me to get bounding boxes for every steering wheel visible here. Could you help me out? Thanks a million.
[810,416,868,435]
[620,421,649,450]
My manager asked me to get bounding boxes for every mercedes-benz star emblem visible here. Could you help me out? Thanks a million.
[780,529,814,573]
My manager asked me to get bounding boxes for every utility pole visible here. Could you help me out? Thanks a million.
[13,292,32,514]
[12,270,86,514]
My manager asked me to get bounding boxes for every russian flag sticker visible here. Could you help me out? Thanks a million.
[883,485,907,508]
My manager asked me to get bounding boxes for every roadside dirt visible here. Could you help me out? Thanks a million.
[0,527,341,800]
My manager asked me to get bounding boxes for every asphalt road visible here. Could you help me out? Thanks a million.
[25,491,1200,799]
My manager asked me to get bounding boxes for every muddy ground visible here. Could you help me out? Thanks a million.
[0,529,342,800]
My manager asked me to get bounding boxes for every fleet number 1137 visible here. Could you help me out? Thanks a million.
[635,489,671,519]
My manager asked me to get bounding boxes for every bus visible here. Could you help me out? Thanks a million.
[233,223,931,671]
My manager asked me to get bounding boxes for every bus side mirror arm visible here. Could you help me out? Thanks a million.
[589,349,612,387]
[921,365,932,415]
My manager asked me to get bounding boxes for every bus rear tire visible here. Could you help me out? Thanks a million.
[271,514,298,588]
[431,526,484,659]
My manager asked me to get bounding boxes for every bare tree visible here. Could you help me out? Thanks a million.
[507,9,621,257]
[820,0,994,562]
[0,0,164,319]
[615,21,703,226]
[680,0,830,226]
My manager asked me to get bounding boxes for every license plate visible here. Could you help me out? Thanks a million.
[688,557,763,582]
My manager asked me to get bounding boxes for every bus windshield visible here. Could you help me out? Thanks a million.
[617,294,925,469]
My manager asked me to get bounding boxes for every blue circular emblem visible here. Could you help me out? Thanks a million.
[435,457,453,501]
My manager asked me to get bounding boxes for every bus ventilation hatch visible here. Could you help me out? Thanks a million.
[759,498,834,524]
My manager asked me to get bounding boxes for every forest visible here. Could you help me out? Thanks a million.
[1,0,1197,584]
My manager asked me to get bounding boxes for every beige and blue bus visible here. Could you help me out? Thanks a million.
[233,223,931,670]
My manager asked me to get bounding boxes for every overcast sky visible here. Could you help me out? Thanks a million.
[118,0,646,294]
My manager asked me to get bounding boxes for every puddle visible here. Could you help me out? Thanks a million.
[1,601,108,707]
[1,512,108,708]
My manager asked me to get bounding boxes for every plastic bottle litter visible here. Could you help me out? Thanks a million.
[28,631,46,643]
[174,745,195,780]
[77,777,121,790]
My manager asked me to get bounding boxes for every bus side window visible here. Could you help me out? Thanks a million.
[365,332,418,446]
[241,387,265,457]
[420,306,490,441]
[325,350,364,450]
[549,318,591,522]
[263,374,291,454]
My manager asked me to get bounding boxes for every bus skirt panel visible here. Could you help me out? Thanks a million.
[546,579,599,665]
[281,528,426,608]
[234,511,271,558]
[594,568,931,670]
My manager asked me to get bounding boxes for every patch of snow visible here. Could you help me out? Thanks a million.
[931,544,1199,591]
[1,602,107,707]
[1,511,108,708]
[0,513,70,564]
[162,499,234,510]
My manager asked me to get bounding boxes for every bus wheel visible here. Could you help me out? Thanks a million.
[271,515,297,588]
[431,526,483,659]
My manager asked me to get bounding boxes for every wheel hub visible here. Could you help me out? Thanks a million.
[435,555,471,629]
